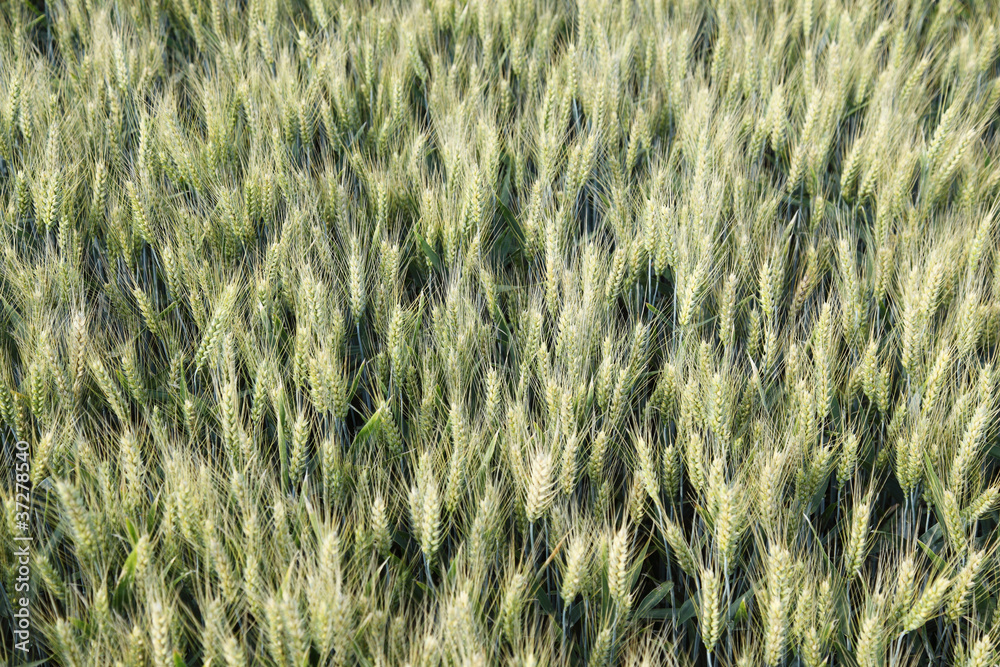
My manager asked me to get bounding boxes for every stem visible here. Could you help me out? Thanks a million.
[545,521,552,599]
[892,632,906,667]
[647,257,653,311]
[836,486,842,538]
[724,555,731,665]
[672,284,677,342]
[562,603,569,658]
[657,503,678,647]
[356,322,372,410]
[938,625,953,667]
[611,609,618,665]
[530,521,535,561]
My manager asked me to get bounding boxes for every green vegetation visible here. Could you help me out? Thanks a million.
[2,0,1000,664]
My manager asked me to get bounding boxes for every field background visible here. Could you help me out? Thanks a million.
[1,0,1000,665]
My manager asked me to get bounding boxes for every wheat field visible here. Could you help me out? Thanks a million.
[1,0,999,665]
